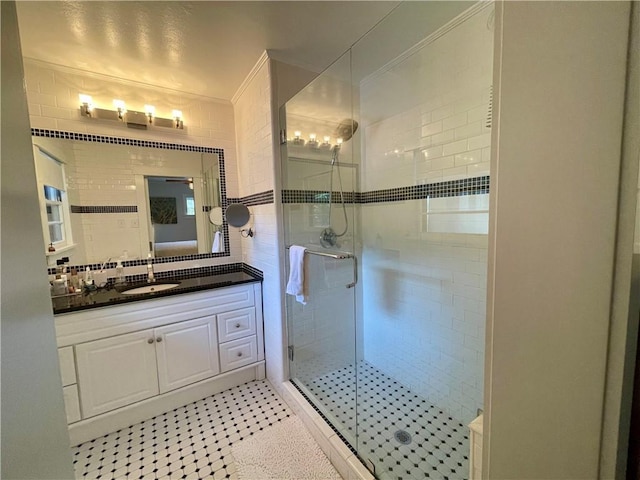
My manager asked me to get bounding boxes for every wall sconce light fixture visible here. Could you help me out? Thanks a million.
[79,94,184,130]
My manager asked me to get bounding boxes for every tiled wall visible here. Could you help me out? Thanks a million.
[22,61,243,270]
[359,5,493,424]
[232,56,286,385]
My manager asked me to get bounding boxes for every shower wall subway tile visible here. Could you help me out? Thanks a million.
[232,59,285,387]
[359,6,492,424]
[233,60,274,198]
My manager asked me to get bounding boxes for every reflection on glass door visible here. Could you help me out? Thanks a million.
[282,50,360,448]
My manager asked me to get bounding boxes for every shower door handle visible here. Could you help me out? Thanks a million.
[346,255,357,289]
[285,246,357,289]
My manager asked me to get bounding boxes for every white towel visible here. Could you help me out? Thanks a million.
[212,231,223,253]
[286,246,308,305]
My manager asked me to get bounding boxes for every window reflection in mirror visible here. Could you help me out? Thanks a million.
[31,135,225,266]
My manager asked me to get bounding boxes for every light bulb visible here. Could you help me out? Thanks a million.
[79,94,93,105]
[113,99,126,120]
[323,136,330,143]
[336,138,343,145]
[294,131,301,139]
[172,110,182,119]
[144,105,155,115]
[113,99,126,111]
[309,133,316,141]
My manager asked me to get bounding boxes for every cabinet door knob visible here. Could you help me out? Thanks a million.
[235,323,241,328]
[237,352,243,357]
[156,337,162,343]
[147,338,154,344]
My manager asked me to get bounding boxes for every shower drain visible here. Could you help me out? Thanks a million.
[394,430,412,445]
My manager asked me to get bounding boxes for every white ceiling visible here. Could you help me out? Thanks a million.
[16,1,400,101]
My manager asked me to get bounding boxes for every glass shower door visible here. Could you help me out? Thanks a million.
[282,51,360,448]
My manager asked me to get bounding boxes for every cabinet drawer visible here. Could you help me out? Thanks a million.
[219,336,258,373]
[217,308,256,343]
[58,346,76,387]
[63,384,81,424]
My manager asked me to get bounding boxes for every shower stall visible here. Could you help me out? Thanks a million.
[281,3,493,478]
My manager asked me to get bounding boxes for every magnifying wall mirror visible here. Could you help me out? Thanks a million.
[225,203,253,237]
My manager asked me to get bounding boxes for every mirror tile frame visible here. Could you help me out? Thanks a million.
[31,129,232,274]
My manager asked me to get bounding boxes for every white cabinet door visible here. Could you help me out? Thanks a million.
[58,346,76,387]
[62,385,81,423]
[155,316,220,394]
[76,330,159,418]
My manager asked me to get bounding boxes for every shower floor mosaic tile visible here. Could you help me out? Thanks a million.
[72,380,292,480]
[296,361,470,480]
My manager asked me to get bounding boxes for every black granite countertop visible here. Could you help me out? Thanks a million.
[52,270,261,315]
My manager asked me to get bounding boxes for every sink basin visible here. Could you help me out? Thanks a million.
[121,283,180,295]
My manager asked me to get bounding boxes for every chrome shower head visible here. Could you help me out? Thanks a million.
[334,119,359,143]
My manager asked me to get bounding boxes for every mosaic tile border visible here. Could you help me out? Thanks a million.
[290,380,359,456]
[227,190,274,207]
[70,205,137,214]
[241,263,264,280]
[359,176,490,204]
[48,261,264,280]
[281,190,358,204]
[34,129,231,262]
[31,128,224,154]
[121,263,263,284]
[282,176,490,205]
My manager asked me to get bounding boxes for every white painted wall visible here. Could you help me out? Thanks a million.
[485,2,631,477]
[1,2,75,477]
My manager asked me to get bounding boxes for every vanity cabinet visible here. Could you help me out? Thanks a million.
[76,316,220,418]
[55,282,264,446]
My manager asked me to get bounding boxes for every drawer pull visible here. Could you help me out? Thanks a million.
[237,352,243,357]
[156,337,163,343]
[235,323,241,328]
[147,338,154,344]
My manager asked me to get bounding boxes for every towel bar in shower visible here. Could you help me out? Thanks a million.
[285,246,357,288]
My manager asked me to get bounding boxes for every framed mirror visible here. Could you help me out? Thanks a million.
[31,130,228,266]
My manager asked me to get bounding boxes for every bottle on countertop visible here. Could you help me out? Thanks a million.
[70,268,80,292]
[52,275,66,296]
[147,253,155,282]
[85,266,94,286]
[115,260,125,284]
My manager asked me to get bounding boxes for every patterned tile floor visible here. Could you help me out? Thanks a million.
[295,361,470,480]
[72,380,291,480]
